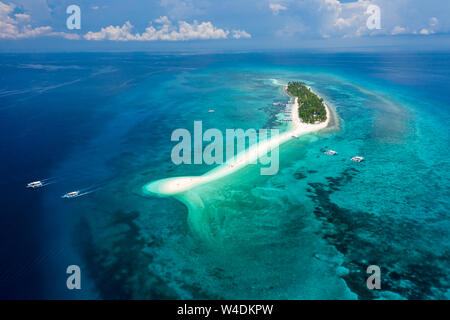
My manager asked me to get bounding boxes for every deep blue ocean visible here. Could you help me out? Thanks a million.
[0,52,448,299]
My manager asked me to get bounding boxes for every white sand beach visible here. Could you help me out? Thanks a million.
[144,86,331,196]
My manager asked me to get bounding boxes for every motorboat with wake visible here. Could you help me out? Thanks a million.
[62,185,99,199]
[62,191,81,199]
[26,177,60,189]
[27,181,43,188]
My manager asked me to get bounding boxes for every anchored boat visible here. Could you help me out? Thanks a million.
[351,156,364,162]
[324,150,338,156]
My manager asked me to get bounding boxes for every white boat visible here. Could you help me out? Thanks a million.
[62,191,80,199]
[351,156,364,162]
[324,150,338,156]
[27,181,43,188]
[208,109,215,113]
[291,135,299,139]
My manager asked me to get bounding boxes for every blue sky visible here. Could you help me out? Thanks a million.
[1,0,450,51]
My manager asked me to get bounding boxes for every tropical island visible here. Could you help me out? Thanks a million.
[287,81,327,123]
[143,81,331,196]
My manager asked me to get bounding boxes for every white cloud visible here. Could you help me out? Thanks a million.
[154,16,171,25]
[325,0,372,37]
[232,29,251,39]
[84,21,136,41]
[0,1,79,40]
[269,3,287,15]
[84,16,250,41]
[275,0,450,39]
[416,17,439,35]
[391,26,407,35]
[273,0,373,39]
[14,13,30,22]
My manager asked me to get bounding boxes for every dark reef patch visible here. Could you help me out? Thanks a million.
[307,168,449,299]
[294,171,307,180]
[76,210,178,299]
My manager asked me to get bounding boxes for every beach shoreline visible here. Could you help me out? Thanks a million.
[143,84,332,196]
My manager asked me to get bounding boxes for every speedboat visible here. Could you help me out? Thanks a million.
[351,156,364,162]
[62,191,80,199]
[291,135,299,139]
[324,150,338,156]
[27,181,43,188]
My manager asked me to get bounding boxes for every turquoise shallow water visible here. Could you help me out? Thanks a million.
[4,52,447,299]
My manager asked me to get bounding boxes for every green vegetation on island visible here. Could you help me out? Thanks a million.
[287,81,327,124]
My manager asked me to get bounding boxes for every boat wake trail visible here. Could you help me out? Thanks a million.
[61,178,114,199]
